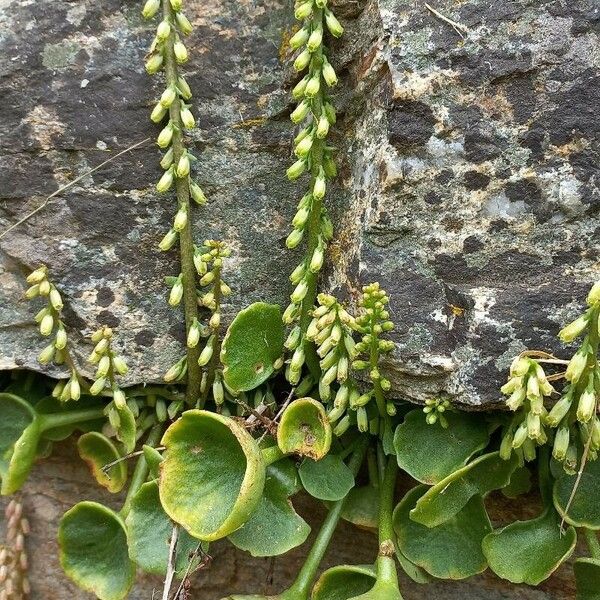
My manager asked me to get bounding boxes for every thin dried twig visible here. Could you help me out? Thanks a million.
[162,524,179,600]
[425,3,468,38]
[100,446,165,475]
[0,137,151,240]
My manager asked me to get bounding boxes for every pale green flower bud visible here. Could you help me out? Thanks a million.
[357,407,368,432]
[587,281,600,306]
[291,345,305,372]
[510,356,530,377]
[577,387,597,422]
[307,26,323,52]
[295,134,313,157]
[180,106,195,129]
[49,287,63,311]
[187,320,201,348]
[512,423,528,448]
[313,168,326,199]
[27,266,47,284]
[142,0,160,19]
[559,314,589,343]
[160,85,177,108]
[285,326,302,350]
[53,380,65,398]
[325,9,344,37]
[292,76,309,100]
[157,167,174,192]
[159,228,178,251]
[176,154,191,178]
[294,1,313,20]
[89,377,106,396]
[291,279,308,303]
[282,302,300,324]
[156,20,171,41]
[316,115,330,138]
[213,376,224,405]
[565,350,588,382]
[113,355,128,375]
[200,271,215,286]
[164,360,183,382]
[499,430,513,460]
[328,405,345,423]
[337,355,348,381]
[170,0,183,12]
[68,377,80,401]
[319,378,331,402]
[506,386,526,411]
[546,395,571,426]
[38,344,55,364]
[151,102,167,123]
[209,312,220,329]
[287,159,307,180]
[290,100,310,124]
[526,375,540,402]
[96,355,110,378]
[289,26,310,50]
[177,76,192,99]
[173,207,188,232]
[553,427,570,461]
[145,52,164,75]
[309,245,324,272]
[55,325,67,350]
[39,279,51,295]
[292,206,310,228]
[40,313,54,336]
[176,12,193,35]
[290,262,306,284]
[527,412,541,440]
[198,337,214,366]
[305,73,321,98]
[160,147,174,169]
[25,284,40,299]
[174,41,188,63]
[157,123,174,148]
[294,49,311,72]
[221,282,232,296]
[169,277,184,306]
[322,60,338,86]
[113,388,126,409]
[190,182,207,204]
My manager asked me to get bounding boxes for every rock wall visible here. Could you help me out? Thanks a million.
[1,0,599,406]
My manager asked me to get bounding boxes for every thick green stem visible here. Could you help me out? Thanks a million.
[38,408,106,433]
[583,528,600,560]
[162,0,201,404]
[262,445,286,466]
[538,445,552,506]
[121,424,163,517]
[284,436,368,598]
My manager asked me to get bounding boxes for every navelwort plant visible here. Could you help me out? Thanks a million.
[2,1,600,599]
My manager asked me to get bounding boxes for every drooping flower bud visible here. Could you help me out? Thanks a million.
[145,52,164,75]
[173,207,188,232]
[142,0,160,19]
[190,182,207,204]
[156,20,171,41]
[295,1,313,20]
[160,85,177,108]
[307,26,323,52]
[287,159,307,181]
[169,276,184,306]
[40,313,54,336]
[324,9,344,37]
[305,73,321,98]
[322,60,338,86]
[159,229,178,251]
[174,41,188,63]
[180,106,195,129]
[157,123,174,148]
[565,350,588,383]
[559,314,589,343]
[313,167,326,199]
[289,27,310,50]
[293,49,311,72]
[176,153,191,178]
[176,12,193,35]
[316,115,330,138]
[157,167,175,192]
[290,99,310,124]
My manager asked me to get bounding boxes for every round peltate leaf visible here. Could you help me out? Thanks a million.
[59,501,135,600]
[228,461,310,556]
[393,409,489,484]
[553,456,600,529]
[160,410,266,541]
[0,393,36,454]
[341,485,379,531]
[411,452,518,527]
[222,302,284,392]
[126,481,203,576]
[312,564,376,600]
[482,509,576,585]
[394,485,491,579]
[77,432,127,493]
[395,550,431,585]
[574,558,600,600]
[277,398,331,460]
[299,454,354,501]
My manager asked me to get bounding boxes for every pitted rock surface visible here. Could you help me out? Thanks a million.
[1,0,599,407]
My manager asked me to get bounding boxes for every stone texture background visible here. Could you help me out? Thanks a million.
[0,0,599,597]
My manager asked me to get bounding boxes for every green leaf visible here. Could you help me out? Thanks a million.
[0,393,36,454]
[299,454,354,501]
[553,456,600,529]
[77,432,127,493]
[502,465,532,499]
[410,452,518,527]
[115,404,136,453]
[574,558,600,600]
[482,509,576,585]
[126,481,203,576]
[36,396,105,441]
[222,302,284,392]
[159,410,266,541]
[228,461,310,556]
[277,398,332,460]
[340,485,379,531]
[312,564,376,600]
[395,550,432,585]
[59,501,135,600]
[393,409,489,484]
[143,444,164,479]
[394,485,491,579]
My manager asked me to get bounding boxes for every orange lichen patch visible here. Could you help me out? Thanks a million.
[279,26,299,62]
[232,116,268,129]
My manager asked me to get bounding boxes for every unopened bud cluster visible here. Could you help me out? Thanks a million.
[423,398,452,427]
[143,0,208,252]
[283,0,343,350]
[499,356,554,463]
[0,500,30,600]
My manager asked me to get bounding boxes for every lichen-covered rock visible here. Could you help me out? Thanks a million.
[1,0,599,407]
